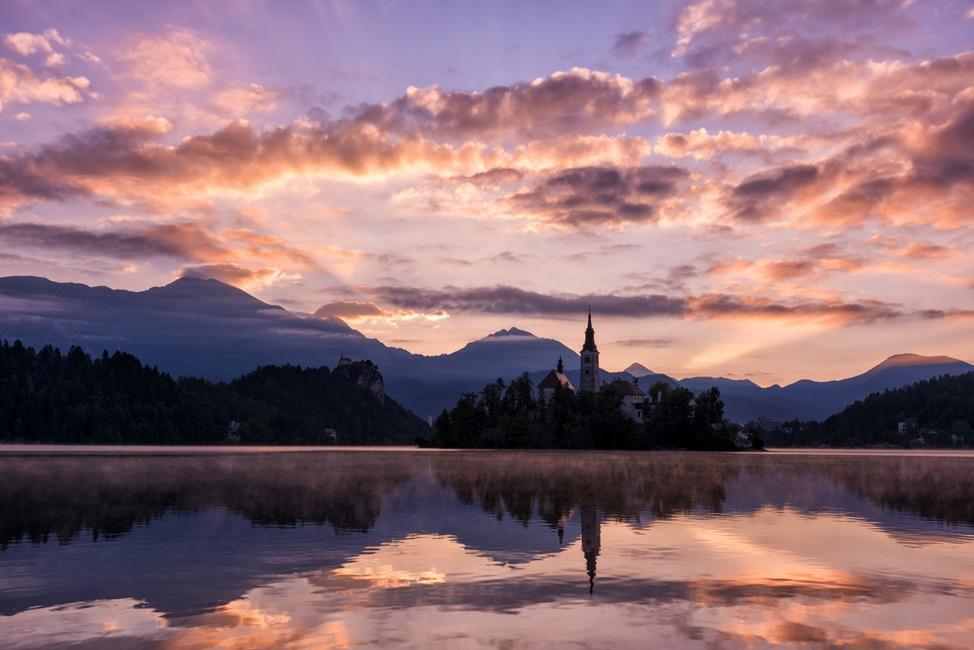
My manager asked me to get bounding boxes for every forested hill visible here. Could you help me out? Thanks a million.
[816,372,974,447]
[0,340,428,445]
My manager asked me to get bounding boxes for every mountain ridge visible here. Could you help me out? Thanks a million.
[1,275,969,423]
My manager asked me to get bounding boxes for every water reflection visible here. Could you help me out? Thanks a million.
[0,450,972,648]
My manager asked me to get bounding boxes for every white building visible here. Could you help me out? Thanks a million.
[606,379,647,423]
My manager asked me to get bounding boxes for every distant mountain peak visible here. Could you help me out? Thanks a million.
[148,276,282,311]
[623,362,655,377]
[486,327,536,339]
[866,353,966,374]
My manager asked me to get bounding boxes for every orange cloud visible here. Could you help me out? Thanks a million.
[0,58,90,110]
[352,67,660,139]
[315,300,448,325]
[117,28,212,90]
[180,263,300,290]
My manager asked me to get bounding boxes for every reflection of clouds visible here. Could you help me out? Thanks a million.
[331,535,452,588]
[0,598,166,649]
[4,453,974,649]
[7,511,973,649]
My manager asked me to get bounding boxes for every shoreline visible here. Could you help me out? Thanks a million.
[0,444,972,457]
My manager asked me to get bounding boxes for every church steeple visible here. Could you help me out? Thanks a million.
[582,306,597,352]
[579,308,600,392]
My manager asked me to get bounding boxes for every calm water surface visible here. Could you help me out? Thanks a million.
[0,448,972,649]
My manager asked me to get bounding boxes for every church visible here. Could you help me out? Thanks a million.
[537,309,649,422]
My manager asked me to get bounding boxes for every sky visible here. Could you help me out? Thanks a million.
[0,0,972,384]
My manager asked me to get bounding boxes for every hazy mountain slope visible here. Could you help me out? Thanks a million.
[0,275,404,380]
[2,276,970,423]
[429,328,578,380]
[818,371,974,446]
[772,354,974,421]
[0,278,581,417]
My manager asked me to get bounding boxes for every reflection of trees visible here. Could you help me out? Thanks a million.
[743,455,974,528]
[433,452,974,548]
[434,452,738,528]
[434,452,740,593]
[1,451,971,553]
[433,452,974,593]
[0,453,411,548]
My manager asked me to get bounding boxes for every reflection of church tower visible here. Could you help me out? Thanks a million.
[580,506,602,595]
[555,507,575,545]
[579,308,600,393]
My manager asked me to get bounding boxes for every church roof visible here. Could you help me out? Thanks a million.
[606,379,645,396]
[539,370,574,390]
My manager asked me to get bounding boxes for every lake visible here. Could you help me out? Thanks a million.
[1,448,972,649]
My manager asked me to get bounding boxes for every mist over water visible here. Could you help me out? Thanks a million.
[0,449,972,648]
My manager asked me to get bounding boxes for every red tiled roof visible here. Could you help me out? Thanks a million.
[607,379,645,396]
[539,370,574,390]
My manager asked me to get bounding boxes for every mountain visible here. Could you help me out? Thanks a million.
[813,371,974,447]
[2,276,970,424]
[765,354,974,422]
[0,277,580,417]
[615,353,973,423]
[624,362,654,377]
[0,275,388,378]
[432,327,578,381]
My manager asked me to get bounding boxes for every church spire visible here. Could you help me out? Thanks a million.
[579,308,600,392]
[582,306,597,352]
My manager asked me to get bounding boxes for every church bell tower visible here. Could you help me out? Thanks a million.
[579,307,600,392]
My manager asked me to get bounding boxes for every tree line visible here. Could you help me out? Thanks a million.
[0,340,428,445]
[425,374,754,450]
[761,371,974,448]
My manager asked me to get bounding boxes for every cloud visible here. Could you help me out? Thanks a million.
[654,128,803,160]
[1,46,969,236]
[719,86,974,227]
[707,243,872,283]
[611,32,650,57]
[117,29,212,89]
[896,242,959,260]
[0,58,90,110]
[180,263,298,290]
[0,222,231,261]
[688,293,902,323]
[509,165,689,227]
[314,299,447,324]
[350,67,661,139]
[725,164,821,222]
[0,119,453,211]
[4,29,68,58]
[610,338,675,348]
[363,284,906,325]
[658,49,973,127]
[761,259,818,280]
[0,117,660,214]
[211,84,282,116]
[672,0,910,64]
